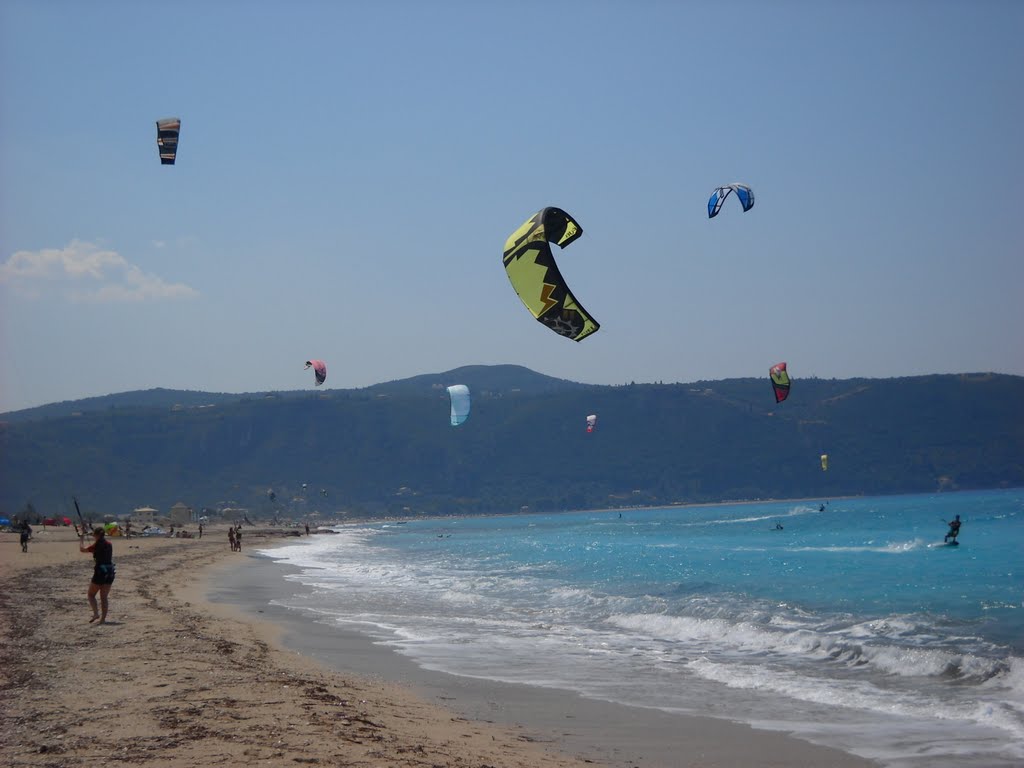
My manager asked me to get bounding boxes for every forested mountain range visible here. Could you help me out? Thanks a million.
[2,366,1021,521]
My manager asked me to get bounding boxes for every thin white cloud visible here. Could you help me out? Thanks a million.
[0,239,198,302]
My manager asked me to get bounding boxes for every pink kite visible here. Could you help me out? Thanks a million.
[304,359,327,386]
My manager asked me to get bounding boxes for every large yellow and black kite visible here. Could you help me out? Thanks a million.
[502,207,599,342]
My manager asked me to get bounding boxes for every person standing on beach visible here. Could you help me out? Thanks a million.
[20,521,31,552]
[228,527,236,551]
[79,526,116,624]
[235,526,242,551]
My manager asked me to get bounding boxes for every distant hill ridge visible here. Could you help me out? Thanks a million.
[0,365,588,423]
[2,366,1021,518]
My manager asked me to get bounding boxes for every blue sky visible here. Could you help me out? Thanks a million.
[1,0,1021,413]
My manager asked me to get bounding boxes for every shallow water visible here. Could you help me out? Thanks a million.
[258,489,1024,768]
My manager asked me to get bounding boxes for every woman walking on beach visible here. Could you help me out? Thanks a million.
[80,526,116,624]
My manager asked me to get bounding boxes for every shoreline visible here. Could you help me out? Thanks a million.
[1,527,878,767]
[1,529,604,767]
[207,536,878,768]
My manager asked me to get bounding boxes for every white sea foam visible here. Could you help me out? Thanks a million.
[681,505,825,527]
[788,538,925,553]
[686,656,1024,745]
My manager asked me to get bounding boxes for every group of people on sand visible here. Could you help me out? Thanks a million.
[173,523,204,538]
[228,525,243,551]
[72,520,250,626]
[70,519,249,626]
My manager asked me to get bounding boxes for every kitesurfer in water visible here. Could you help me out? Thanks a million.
[943,515,961,543]
[774,522,784,530]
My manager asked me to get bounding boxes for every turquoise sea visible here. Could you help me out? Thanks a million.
[257,489,1023,768]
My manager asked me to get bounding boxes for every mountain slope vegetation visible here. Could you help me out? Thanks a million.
[2,368,1021,520]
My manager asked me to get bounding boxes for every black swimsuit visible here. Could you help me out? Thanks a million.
[91,540,116,586]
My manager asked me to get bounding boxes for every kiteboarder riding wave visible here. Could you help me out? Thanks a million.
[943,515,961,543]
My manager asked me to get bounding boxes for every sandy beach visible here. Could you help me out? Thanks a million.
[1,525,878,767]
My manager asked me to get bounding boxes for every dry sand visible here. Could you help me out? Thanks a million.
[1,525,878,767]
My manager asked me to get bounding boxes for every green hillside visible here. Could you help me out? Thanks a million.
[2,369,1021,521]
